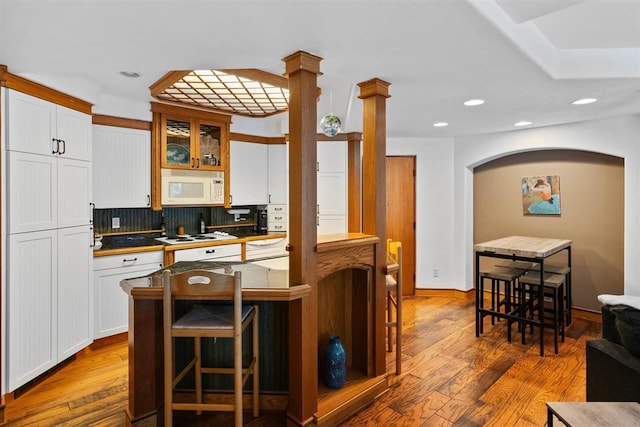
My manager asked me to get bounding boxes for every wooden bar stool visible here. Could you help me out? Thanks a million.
[163,269,259,426]
[385,239,402,375]
[519,270,565,354]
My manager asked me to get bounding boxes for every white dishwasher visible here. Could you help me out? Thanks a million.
[174,243,242,262]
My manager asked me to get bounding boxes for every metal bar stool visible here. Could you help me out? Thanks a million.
[519,270,565,354]
[478,266,526,341]
[529,263,571,327]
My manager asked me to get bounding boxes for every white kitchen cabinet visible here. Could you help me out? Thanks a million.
[174,243,242,262]
[230,141,268,206]
[268,144,287,204]
[317,141,346,173]
[7,226,93,390]
[57,226,93,360]
[7,89,92,161]
[93,251,163,339]
[318,173,346,216]
[93,125,151,208]
[317,141,347,235]
[244,238,288,260]
[267,204,287,232]
[8,151,92,233]
[317,216,347,235]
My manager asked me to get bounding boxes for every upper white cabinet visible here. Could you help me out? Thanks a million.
[230,141,268,206]
[8,151,92,233]
[7,90,91,161]
[93,125,151,208]
[268,144,287,205]
[317,141,347,235]
[7,89,92,234]
[317,141,346,173]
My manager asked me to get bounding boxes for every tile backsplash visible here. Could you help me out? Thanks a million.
[94,206,258,236]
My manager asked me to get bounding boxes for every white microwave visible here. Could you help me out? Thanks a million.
[161,169,225,205]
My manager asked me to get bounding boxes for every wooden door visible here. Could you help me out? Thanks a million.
[386,156,416,295]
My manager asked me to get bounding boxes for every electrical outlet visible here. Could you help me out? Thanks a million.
[433,268,439,278]
[112,217,120,229]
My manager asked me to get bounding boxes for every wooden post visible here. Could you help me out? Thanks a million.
[347,132,362,233]
[358,78,390,377]
[283,50,322,426]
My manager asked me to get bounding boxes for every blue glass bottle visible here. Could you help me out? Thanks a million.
[324,336,346,389]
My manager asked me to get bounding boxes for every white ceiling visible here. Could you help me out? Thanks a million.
[0,0,639,138]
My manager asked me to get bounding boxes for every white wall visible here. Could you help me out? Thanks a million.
[387,137,455,289]
[454,114,640,295]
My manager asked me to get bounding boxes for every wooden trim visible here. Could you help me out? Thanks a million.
[282,51,323,77]
[92,114,151,131]
[347,134,362,232]
[358,77,390,378]
[219,68,289,89]
[572,307,601,323]
[149,70,191,97]
[0,64,92,114]
[284,50,322,427]
[150,101,232,124]
[0,85,4,426]
[415,288,475,299]
[284,132,363,142]
[230,132,286,145]
[150,111,162,211]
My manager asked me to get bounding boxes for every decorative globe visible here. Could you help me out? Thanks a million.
[320,114,342,137]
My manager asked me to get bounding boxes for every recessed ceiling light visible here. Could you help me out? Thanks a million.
[514,121,532,126]
[433,122,449,127]
[572,98,598,105]
[120,71,141,78]
[463,99,485,106]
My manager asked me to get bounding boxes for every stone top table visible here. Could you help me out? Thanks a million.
[474,235,572,258]
[474,236,572,356]
[546,402,640,426]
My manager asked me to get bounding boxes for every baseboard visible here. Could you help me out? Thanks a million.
[415,288,474,299]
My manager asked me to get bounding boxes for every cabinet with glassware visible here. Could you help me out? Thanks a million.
[151,102,231,209]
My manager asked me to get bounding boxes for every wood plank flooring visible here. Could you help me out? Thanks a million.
[3,296,601,426]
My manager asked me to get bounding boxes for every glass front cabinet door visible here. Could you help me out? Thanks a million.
[158,109,229,172]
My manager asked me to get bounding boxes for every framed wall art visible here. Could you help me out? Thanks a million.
[522,175,561,215]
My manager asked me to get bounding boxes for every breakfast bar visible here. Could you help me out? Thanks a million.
[120,232,386,426]
[474,236,572,356]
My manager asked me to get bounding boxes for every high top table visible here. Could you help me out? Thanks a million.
[474,236,572,356]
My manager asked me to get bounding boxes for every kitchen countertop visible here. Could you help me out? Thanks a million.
[120,255,309,302]
[93,231,287,257]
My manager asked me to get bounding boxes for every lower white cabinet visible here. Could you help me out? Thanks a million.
[244,238,288,260]
[93,251,163,339]
[7,226,93,391]
[174,244,242,262]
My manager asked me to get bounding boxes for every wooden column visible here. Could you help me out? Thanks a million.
[283,50,322,427]
[358,78,390,377]
[347,132,362,233]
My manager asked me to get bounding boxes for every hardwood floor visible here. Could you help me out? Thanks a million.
[3,296,601,426]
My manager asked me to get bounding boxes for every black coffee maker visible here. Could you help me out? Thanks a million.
[257,208,268,234]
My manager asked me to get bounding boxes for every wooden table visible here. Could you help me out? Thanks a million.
[474,236,572,356]
[546,402,640,426]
